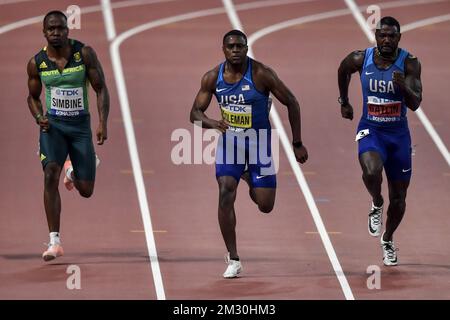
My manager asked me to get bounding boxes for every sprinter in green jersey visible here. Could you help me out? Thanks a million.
[27,10,110,261]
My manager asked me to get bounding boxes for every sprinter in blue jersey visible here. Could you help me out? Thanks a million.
[338,17,422,266]
[190,30,308,278]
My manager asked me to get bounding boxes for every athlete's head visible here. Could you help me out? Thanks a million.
[43,10,69,48]
[222,30,248,65]
[375,16,401,57]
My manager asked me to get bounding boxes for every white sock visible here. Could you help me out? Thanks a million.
[49,232,61,245]
[65,166,74,181]
[372,202,382,209]
[95,154,100,168]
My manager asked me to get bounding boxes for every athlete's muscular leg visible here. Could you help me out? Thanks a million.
[383,179,409,241]
[43,162,62,232]
[217,176,239,260]
[252,188,276,213]
[73,180,94,198]
[240,172,276,213]
[359,151,384,207]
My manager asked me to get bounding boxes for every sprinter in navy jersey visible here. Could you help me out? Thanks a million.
[338,17,422,266]
[190,30,308,278]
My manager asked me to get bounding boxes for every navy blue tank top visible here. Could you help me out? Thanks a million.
[214,58,271,132]
[360,47,409,128]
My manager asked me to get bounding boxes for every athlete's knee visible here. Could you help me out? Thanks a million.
[44,164,61,188]
[362,166,382,181]
[258,203,274,214]
[78,188,94,198]
[218,184,237,208]
[389,194,406,210]
[76,183,94,198]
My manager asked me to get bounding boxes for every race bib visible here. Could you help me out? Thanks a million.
[50,87,85,116]
[355,128,370,141]
[220,103,252,130]
[367,96,401,123]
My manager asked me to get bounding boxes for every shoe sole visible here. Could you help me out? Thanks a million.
[43,254,57,262]
[368,224,381,237]
[42,252,63,262]
[223,268,242,278]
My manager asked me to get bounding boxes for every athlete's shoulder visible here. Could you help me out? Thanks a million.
[203,65,220,82]
[33,45,47,62]
[341,49,366,71]
[31,46,48,74]
[405,51,419,61]
[251,59,276,79]
[404,50,421,74]
[348,49,366,63]
[353,49,366,58]
[81,44,100,66]
[27,56,38,75]
[71,38,85,48]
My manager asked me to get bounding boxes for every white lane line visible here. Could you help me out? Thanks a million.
[402,13,450,32]
[0,0,177,35]
[344,0,375,43]
[222,0,244,30]
[101,0,117,41]
[247,0,446,47]
[0,0,312,36]
[110,0,316,46]
[0,0,310,35]
[415,109,450,166]
[344,0,450,167]
[0,0,35,4]
[249,8,350,46]
[403,14,450,167]
[102,0,166,300]
[222,0,354,301]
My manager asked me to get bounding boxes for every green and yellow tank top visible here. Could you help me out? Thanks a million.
[34,39,89,118]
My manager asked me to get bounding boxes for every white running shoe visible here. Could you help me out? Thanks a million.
[368,202,383,237]
[223,253,242,278]
[380,232,398,266]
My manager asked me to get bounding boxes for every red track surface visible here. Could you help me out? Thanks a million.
[1,0,449,299]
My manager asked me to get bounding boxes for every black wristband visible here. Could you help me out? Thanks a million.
[292,141,303,148]
[338,96,349,106]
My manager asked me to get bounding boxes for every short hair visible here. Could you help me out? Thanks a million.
[223,29,247,45]
[376,16,400,33]
[43,10,67,28]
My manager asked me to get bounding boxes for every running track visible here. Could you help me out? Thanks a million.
[1,0,449,299]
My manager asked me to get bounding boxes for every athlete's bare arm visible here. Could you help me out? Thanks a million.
[254,61,308,164]
[392,55,422,111]
[337,50,365,120]
[82,46,109,145]
[27,57,49,130]
[190,67,228,133]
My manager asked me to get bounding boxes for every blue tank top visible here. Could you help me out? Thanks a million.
[215,58,271,132]
[360,47,409,128]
